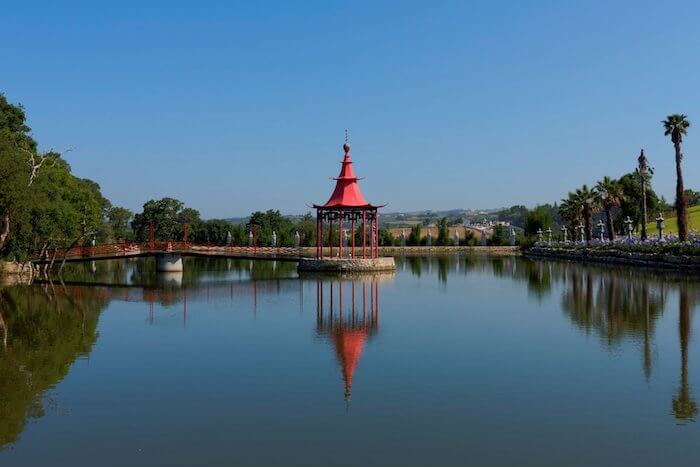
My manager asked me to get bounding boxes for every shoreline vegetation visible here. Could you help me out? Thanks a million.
[2,94,697,277]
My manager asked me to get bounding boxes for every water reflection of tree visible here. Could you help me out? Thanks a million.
[561,270,665,348]
[0,285,106,448]
[405,256,422,277]
[57,257,299,288]
[436,256,449,284]
[673,284,697,422]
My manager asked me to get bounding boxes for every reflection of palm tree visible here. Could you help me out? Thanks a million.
[642,285,652,381]
[672,285,697,421]
[561,265,665,375]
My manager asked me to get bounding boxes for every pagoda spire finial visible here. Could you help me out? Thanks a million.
[343,129,350,154]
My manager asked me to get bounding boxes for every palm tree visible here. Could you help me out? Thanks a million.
[559,186,598,243]
[662,114,691,241]
[596,176,623,241]
[559,193,581,239]
[576,185,598,242]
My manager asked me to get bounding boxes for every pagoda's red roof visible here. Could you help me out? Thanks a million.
[314,144,381,209]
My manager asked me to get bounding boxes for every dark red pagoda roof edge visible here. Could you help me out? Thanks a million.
[312,203,386,209]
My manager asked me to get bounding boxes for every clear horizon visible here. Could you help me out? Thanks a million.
[3,0,699,218]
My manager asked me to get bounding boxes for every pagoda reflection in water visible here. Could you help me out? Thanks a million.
[314,277,383,402]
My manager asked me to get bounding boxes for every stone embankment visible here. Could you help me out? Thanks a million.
[298,257,396,273]
[525,246,700,271]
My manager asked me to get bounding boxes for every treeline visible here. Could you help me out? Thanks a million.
[0,94,120,261]
[494,116,695,244]
[402,217,510,246]
[120,202,400,248]
[511,170,671,243]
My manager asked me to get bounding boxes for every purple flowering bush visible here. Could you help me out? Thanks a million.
[534,233,700,255]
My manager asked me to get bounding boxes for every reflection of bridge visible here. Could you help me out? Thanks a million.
[52,274,384,403]
[50,277,303,308]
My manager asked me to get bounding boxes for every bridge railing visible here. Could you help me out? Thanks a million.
[34,242,305,262]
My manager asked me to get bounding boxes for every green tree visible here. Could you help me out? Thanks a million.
[131,198,200,242]
[524,206,551,237]
[663,114,691,241]
[577,185,598,241]
[489,225,509,246]
[107,207,134,242]
[461,228,478,246]
[684,189,700,207]
[595,176,623,241]
[0,93,36,150]
[616,172,661,233]
[295,212,317,247]
[247,210,295,246]
[378,227,395,246]
[407,223,422,246]
[436,217,450,246]
[497,205,528,228]
[559,192,582,236]
[1,94,110,262]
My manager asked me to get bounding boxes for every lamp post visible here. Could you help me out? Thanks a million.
[536,228,543,243]
[597,220,605,242]
[656,213,665,240]
[623,216,634,239]
[637,150,652,241]
[546,227,552,245]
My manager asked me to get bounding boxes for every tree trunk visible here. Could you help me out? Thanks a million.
[584,208,592,242]
[59,236,85,274]
[605,206,615,241]
[675,141,688,241]
[0,213,9,251]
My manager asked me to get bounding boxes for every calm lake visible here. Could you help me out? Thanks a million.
[1,255,699,466]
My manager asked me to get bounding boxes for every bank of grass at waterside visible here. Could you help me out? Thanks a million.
[525,239,700,271]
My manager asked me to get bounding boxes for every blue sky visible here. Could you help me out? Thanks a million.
[2,0,699,218]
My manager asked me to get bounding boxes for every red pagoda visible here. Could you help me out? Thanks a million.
[313,142,384,259]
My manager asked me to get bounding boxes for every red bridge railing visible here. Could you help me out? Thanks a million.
[35,242,305,262]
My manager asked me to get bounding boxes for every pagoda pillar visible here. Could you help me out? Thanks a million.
[362,210,366,259]
[329,217,333,258]
[316,212,321,259]
[339,211,343,258]
[375,211,380,258]
[351,215,355,258]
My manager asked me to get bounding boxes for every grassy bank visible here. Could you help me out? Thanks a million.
[645,205,700,235]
